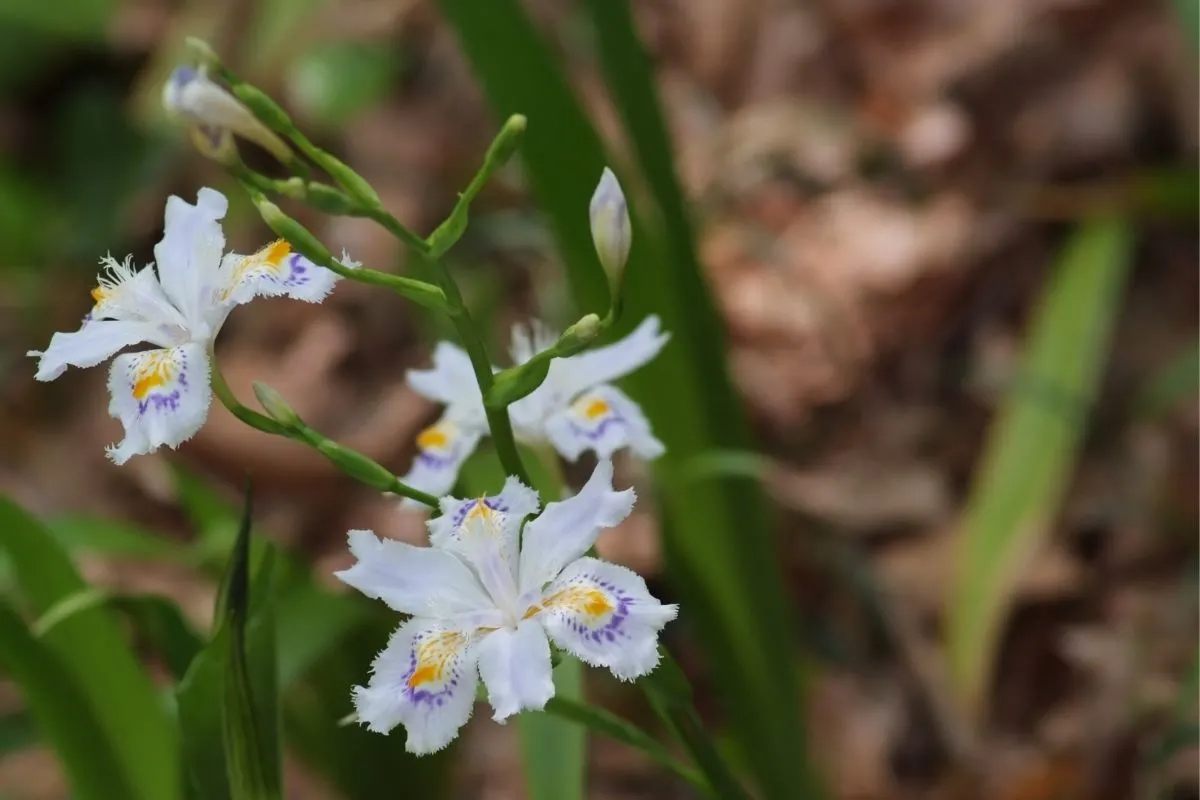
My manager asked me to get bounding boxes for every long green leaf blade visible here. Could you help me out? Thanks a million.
[947,219,1133,721]
[176,485,282,800]
[519,658,587,800]
[222,487,281,800]
[0,599,135,799]
[437,3,812,796]
[0,498,179,800]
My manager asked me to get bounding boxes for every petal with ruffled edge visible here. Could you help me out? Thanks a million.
[535,557,677,681]
[216,240,345,307]
[105,342,211,464]
[552,316,668,401]
[153,188,228,332]
[88,255,190,329]
[334,530,498,621]
[351,618,481,753]
[397,416,486,505]
[428,477,540,612]
[543,384,664,462]
[476,619,555,722]
[29,320,168,382]
[517,460,633,596]
[406,342,485,412]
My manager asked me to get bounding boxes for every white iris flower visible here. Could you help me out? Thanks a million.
[28,188,349,463]
[336,459,677,753]
[399,316,668,500]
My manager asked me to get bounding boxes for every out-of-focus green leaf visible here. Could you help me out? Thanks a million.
[275,583,370,691]
[0,710,37,756]
[544,696,704,790]
[176,486,281,800]
[47,515,188,561]
[520,655,587,800]
[112,595,205,680]
[287,41,403,130]
[1136,341,1199,420]
[0,600,135,799]
[0,498,179,800]
[1131,167,1200,217]
[0,166,49,268]
[947,220,1133,721]
[1172,0,1198,53]
[51,81,172,264]
[438,2,813,796]
[0,0,113,40]
[31,587,204,681]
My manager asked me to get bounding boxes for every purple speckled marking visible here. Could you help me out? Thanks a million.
[417,448,458,469]
[569,412,626,442]
[451,496,507,527]
[282,253,310,287]
[134,353,189,416]
[552,576,633,645]
[400,639,465,709]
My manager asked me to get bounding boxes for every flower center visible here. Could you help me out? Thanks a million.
[132,352,178,399]
[522,586,613,621]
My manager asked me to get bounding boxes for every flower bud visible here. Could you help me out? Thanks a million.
[485,114,527,170]
[589,167,631,289]
[253,382,302,428]
[187,124,239,167]
[252,198,334,266]
[556,313,603,357]
[163,67,293,164]
[185,37,222,71]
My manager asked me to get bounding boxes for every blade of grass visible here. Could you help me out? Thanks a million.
[176,485,282,800]
[520,658,587,800]
[0,498,179,800]
[543,696,705,791]
[0,710,37,757]
[437,2,813,796]
[1135,341,1199,420]
[0,599,135,799]
[947,219,1133,723]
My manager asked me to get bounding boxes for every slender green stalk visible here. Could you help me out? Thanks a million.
[360,203,533,486]
[543,696,707,793]
[208,353,438,507]
[640,652,750,800]
[208,354,288,436]
[243,186,449,313]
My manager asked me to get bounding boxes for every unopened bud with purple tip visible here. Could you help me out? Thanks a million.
[163,67,293,164]
[589,167,631,292]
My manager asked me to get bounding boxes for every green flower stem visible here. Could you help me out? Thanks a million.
[358,202,534,486]
[242,184,450,313]
[286,426,439,508]
[212,51,537,485]
[542,696,708,794]
[426,114,526,258]
[639,650,750,800]
[208,355,438,507]
[209,353,289,436]
[487,310,612,409]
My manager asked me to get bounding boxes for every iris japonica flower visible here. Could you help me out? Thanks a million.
[28,188,350,463]
[163,67,292,164]
[399,316,668,500]
[335,459,677,753]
